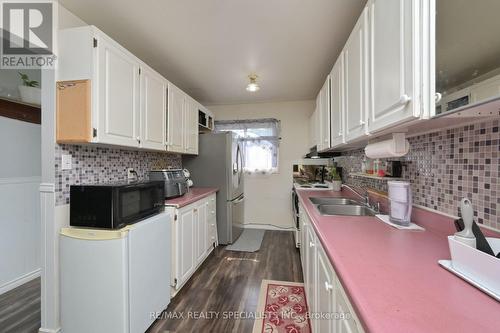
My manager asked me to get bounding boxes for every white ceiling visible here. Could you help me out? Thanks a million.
[58,0,366,105]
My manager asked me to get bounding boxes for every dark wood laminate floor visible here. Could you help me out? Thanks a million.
[147,230,303,333]
[0,277,41,333]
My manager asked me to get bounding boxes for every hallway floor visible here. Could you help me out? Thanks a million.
[147,230,303,333]
[0,277,40,333]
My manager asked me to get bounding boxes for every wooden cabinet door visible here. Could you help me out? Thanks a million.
[344,8,368,143]
[97,35,140,147]
[177,208,195,287]
[367,0,421,132]
[184,98,199,155]
[330,55,345,148]
[316,245,336,333]
[140,66,167,151]
[167,83,185,153]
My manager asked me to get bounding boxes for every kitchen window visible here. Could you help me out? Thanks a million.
[215,118,281,174]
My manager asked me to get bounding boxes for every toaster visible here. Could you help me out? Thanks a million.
[148,169,188,199]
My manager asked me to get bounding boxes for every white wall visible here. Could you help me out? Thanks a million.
[38,4,87,332]
[210,100,314,229]
[0,117,41,293]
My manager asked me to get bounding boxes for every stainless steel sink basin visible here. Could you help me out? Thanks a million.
[309,197,360,205]
[317,204,376,216]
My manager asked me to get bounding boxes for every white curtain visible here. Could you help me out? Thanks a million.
[215,119,281,174]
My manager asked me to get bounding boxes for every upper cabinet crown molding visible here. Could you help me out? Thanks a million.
[57,25,204,155]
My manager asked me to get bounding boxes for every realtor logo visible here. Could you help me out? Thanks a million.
[1,0,56,68]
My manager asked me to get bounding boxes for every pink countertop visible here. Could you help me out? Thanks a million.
[297,189,500,333]
[165,187,218,208]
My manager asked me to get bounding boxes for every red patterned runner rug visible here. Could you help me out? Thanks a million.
[252,280,311,333]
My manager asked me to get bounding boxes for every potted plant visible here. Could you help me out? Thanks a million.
[18,72,41,105]
[328,167,342,191]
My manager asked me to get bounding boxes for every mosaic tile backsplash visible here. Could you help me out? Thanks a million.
[55,144,182,205]
[336,119,499,230]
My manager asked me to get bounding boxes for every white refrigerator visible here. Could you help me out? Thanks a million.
[60,212,172,333]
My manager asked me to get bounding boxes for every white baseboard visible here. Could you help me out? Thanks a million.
[0,269,41,295]
[242,223,295,231]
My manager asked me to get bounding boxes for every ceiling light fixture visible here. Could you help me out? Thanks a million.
[246,74,260,92]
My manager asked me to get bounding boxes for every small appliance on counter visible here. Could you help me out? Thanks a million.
[385,161,403,178]
[183,168,194,188]
[388,181,412,226]
[70,181,165,229]
[149,169,189,199]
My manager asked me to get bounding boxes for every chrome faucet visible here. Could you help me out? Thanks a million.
[341,184,370,206]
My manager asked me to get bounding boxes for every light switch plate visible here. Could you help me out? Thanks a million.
[61,154,72,170]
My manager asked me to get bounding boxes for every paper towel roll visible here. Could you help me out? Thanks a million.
[365,137,410,159]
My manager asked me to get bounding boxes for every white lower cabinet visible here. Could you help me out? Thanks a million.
[167,194,217,296]
[316,245,336,333]
[299,202,364,333]
[177,207,195,286]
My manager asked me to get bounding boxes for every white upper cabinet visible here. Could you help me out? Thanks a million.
[317,76,331,151]
[344,8,369,142]
[309,108,318,149]
[167,84,199,155]
[57,25,201,154]
[167,83,186,153]
[140,65,167,150]
[330,55,345,148]
[367,0,434,132]
[184,98,199,155]
[96,31,141,147]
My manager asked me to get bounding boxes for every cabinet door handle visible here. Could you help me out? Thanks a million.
[325,281,334,292]
[338,131,342,136]
[309,241,315,248]
[359,120,365,125]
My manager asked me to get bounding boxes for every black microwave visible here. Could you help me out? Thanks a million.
[70,181,165,229]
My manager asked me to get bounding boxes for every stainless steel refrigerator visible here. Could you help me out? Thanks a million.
[183,132,244,244]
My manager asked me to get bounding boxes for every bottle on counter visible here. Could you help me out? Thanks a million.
[366,158,373,174]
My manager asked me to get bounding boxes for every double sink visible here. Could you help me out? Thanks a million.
[309,197,377,216]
